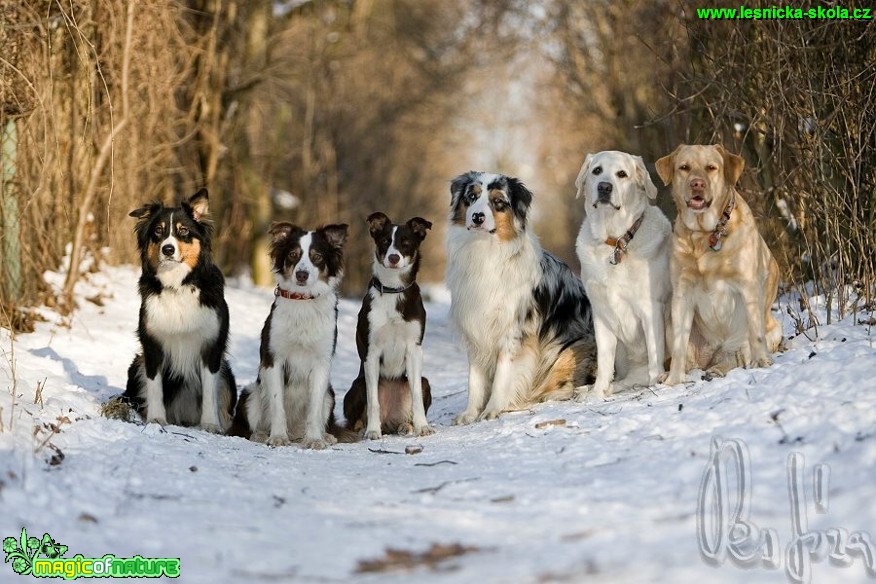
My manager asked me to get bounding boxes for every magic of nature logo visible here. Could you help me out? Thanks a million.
[3,528,180,579]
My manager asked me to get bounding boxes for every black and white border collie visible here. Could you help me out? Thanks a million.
[446,172,597,424]
[123,189,237,432]
[343,212,434,439]
[231,222,354,449]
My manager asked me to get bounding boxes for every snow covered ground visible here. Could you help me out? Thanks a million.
[1,264,875,583]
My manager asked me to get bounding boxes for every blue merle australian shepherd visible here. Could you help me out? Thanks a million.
[446,172,596,424]
[123,189,236,432]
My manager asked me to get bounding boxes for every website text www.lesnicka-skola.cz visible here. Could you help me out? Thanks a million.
[697,5,872,19]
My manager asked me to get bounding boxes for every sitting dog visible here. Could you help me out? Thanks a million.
[230,222,353,448]
[655,144,782,384]
[343,212,434,439]
[446,171,596,423]
[574,151,672,400]
[123,189,237,432]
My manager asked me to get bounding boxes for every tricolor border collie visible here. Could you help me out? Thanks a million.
[230,222,355,449]
[447,172,597,424]
[343,212,434,439]
[123,189,237,432]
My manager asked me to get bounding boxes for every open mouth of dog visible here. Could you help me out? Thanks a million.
[686,195,712,211]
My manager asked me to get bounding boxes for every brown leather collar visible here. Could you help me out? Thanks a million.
[708,194,735,251]
[605,212,645,265]
[274,286,316,300]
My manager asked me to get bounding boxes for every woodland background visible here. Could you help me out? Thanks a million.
[1,0,873,329]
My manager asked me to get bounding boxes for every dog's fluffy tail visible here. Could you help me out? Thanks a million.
[328,419,360,443]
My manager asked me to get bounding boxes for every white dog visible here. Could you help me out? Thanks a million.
[574,151,671,400]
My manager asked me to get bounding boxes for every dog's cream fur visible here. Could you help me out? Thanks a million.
[574,151,671,400]
[655,144,782,384]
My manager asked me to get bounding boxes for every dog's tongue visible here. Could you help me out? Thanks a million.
[687,196,707,210]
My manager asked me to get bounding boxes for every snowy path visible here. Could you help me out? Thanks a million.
[1,266,875,583]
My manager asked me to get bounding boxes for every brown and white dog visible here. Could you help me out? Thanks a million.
[655,144,782,384]
[574,151,672,400]
[230,222,355,448]
[343,212,434,439]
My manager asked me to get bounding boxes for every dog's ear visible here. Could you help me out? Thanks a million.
[506,177,533,217]
[407,217,432,239]
[655,147,681,186]
[129,202,161,219]
[634,155,658,201]
[715,144,745,186]
[269,222,299,245]
[575,154,594,200]
[185,188,210,222]
[366,212,391,237]
[322,223,349,250]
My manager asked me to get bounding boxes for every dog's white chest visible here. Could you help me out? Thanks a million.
[144,286,219,340]
[368,291,420,378]
[269,296,337,379]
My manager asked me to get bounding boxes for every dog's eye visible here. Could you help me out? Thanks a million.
[492,198,507,211]
[288,250,300,262]
[679,164,690,171]
[382,238,391,246]
[154,225,164,236]
[177,226,190,237]
[311,251,323,263]
[616,170,628,178]
[706,164,718,172]
[592,167,602,176]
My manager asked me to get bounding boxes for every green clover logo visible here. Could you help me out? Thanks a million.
[3,528,68,576]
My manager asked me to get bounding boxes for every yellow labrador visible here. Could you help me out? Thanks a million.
[655,144,782,384]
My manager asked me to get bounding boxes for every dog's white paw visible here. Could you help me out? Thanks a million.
[748,357,773,369]
[661,372,686,386]
[250,431,269,443]
[323,432,338,445]
[414,424,435,437]
[147,417,168,426]
[364,428,382,441]
[453,411,479,426]
[199,422,223,434]
[302,437,331,450]
[477,409,501,422]
[266,434,292,447]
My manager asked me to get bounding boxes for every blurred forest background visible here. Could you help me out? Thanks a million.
[1,0,874,330]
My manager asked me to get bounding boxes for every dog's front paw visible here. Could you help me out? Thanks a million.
[414,424,435,437]
[363,428,382,441]
[453,410,479,426]
[199,422,224,434]
[266,434,292,447]
[146,416,168,426]
[323,432,338,445]
[250,431,269,443]
[302,437,331,450]
[477,409,501,422]
[661,372,686,386]
[397,423,415,436]
[748,357,773,369]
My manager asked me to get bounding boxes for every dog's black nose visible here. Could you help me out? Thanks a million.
[597,182,613,200]
[295,270,309,283]
[471,212,485,226]
[161,244,175,257]
[387,254,400,266]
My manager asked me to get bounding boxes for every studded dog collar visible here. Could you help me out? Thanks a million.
[708,194,736,251]
[274,286,316,300]
[605,212,645,265]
